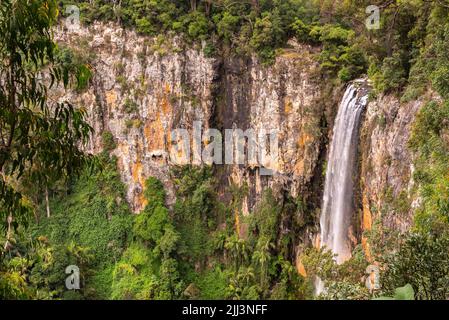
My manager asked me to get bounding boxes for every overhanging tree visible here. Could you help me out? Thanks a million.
[0,0,94,243]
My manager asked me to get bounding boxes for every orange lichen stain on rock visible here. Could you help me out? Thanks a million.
[117,141,130,157]
[166,129,172,152]
[105,90,117,109]
[297,130,314,150]
[362,194,373,262]
[142,83,174,153]
[131,160,141,183]
[269,158,281,173]
[164,82,171,95]
[362,237,372,262]
[136,193,148,212]
[294,130,315,176]
[132,157,148,211]
[284,98,293,114]
[293,132,309,176]
[362,194,372,231]
[296,257,307,278]
[160,83,173,115]
[294,158,305,177]
[348,228,358,247]
[144,117,165,152]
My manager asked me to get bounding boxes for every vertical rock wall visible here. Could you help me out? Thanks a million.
[54,23,327,215]
[53,22,424,261]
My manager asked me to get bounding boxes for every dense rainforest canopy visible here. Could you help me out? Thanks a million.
[0,0,448,300]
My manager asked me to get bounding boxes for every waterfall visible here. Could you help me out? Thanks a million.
[316,81,368,295]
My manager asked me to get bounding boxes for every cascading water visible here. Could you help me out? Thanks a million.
[316,81,369,295]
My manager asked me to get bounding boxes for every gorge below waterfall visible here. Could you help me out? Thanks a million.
[316,81,369,294]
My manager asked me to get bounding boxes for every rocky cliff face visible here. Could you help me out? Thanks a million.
[54,22,329,214]
[53,22,421,253]
[214,43,330,218]
[54,22,216,210]
[360,96,419,229]
[358,93,430,259]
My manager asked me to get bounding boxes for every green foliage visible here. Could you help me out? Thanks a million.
[250,12,285,64]
[0,156,130,299]
[51,0,319,66]
[124,118,143,130]
[31,241,94,299]
[165,167,300,300]
[248,190,281,243]
[8,157,130,299]
[194,267,228,300]
[3,0,449,301]
[34,157,132,265]
[90,265,114,299]
[123,98,139,114]
[409,101,449,233]
[144,177,166,207]
[244,190,312,299]
[133,177,171,244]
[309,24,366,81]
[0,230,97,299]
[113,175,182,299]
[55,46,93,91]
[374,284,415,300]
[300,246,370,300]
[370,52,408,93]
[291,18,313,43]
[380,233,449,300]
[76,64,93,90]
[133,206,170,243]
[58,0,449,91]
[171,166,221,265]
[225,234,249,272]
[0,256,33,299]
[226,266,259,300]
[101,131,116,152]
[269,256,307,300]
[216,12,240,43]
[111,242,158,299]
[186,11,210,40]
[300,246,335,281]
[409,15,449,100]
[0,0,94,227]
[321,282,368,300]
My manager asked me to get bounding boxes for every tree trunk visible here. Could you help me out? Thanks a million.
[3,215,13,251]
[251,0,260,13]
[45,186,51,218]
[205,0,212,16]
[190,0,197,12]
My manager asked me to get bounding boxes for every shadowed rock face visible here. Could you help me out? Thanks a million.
[53,22,422,261]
